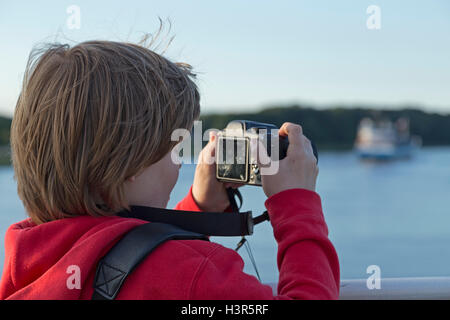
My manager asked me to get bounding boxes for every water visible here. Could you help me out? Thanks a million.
[1,147,450,283]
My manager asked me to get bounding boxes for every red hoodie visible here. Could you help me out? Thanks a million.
[0,187,340,300]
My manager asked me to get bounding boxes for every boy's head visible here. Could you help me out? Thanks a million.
[11,39,200,224]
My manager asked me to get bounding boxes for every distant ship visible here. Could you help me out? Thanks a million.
[354,117,422,160]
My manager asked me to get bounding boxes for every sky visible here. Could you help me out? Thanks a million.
[0,0,449,117]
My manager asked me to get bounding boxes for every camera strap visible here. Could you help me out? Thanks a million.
[118,205,254,236]
[226,187,270,226]
[92,189,271,299]
[92,222,209,300]
[116,189,269,237]
[226,188,268,282]
[226,187,243,211]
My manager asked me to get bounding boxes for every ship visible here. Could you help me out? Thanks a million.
[354,117,422,160]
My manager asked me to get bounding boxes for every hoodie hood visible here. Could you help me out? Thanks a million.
[0,215,145,299]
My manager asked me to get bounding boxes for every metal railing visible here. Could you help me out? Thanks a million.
[267,277,450,299]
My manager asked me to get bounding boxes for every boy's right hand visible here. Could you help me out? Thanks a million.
[259,122,319,198]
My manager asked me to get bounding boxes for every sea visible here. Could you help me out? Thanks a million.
[1,147,450,283]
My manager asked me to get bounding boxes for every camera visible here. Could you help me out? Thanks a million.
[215,120,318,186]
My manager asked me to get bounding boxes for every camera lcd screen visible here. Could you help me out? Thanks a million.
[216,137,248,182]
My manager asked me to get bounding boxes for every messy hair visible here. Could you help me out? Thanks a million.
[11,30,200,224]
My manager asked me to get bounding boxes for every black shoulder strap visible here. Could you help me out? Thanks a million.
[92,222,209,300]
[121,204,254,236]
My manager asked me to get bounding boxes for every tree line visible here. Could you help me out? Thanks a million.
[0,105,450,150]
[199,105,450,149]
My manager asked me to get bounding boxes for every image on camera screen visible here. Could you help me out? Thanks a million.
[216,137,248,182]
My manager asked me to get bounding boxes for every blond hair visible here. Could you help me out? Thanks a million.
[11,36,200,224]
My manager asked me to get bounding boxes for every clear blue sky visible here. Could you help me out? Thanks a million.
[0,0,449,117]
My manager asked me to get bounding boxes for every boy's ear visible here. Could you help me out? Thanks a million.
[127,176,136,182]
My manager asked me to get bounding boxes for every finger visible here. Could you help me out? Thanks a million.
[207,130,217,155]
[302,136,318,164]
[303,135,313,156]
[279,123,304,155]
[303,135,311,151]
[198,131,217,165]
[208,130,218,142]
[279,122,303,138]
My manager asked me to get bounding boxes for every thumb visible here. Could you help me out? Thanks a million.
[199,131,217,165]
[208,130,217,143]
[207,130,218,156]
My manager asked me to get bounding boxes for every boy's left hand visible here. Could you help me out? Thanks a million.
[192,131,243,212]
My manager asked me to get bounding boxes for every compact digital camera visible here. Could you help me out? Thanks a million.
[215,120,317,186]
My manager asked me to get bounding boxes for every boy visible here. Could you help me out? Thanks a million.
[0,39,339,299]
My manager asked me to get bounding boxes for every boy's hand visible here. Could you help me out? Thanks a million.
[192,131,243,212]
[259,122,318,198]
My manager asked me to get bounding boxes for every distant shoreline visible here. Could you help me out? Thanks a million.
[1,105,450,163]
[1,145,450,167]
